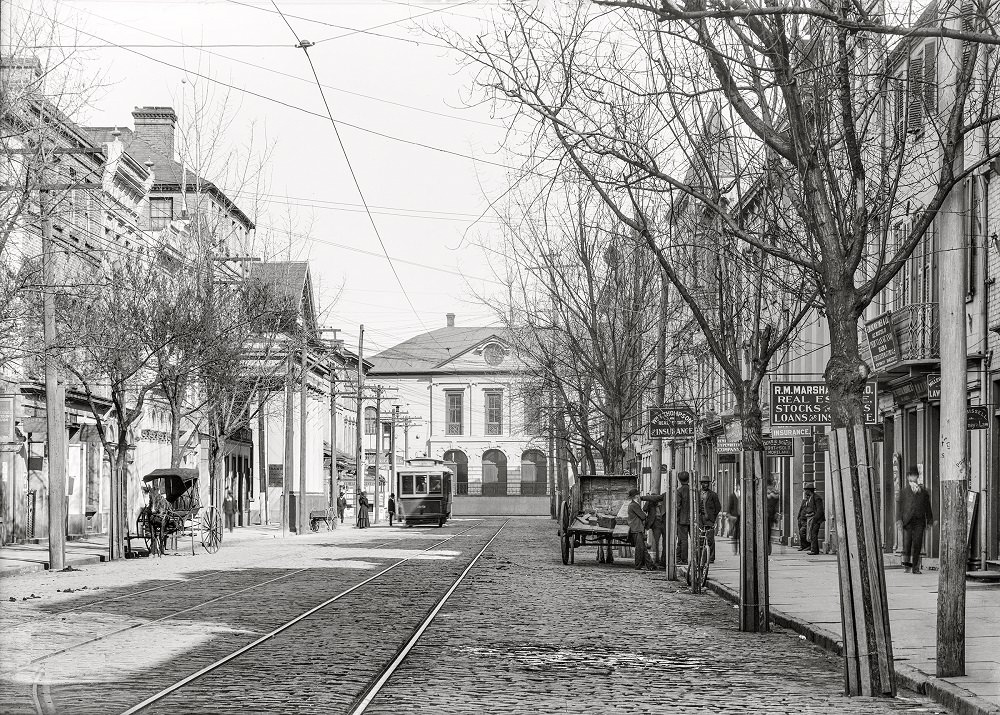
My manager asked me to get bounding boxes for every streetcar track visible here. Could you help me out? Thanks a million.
[349,519,509,715]
[116,520,495,715]
[1,526,470,679]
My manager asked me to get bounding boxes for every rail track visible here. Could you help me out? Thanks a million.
[111,519,508,715]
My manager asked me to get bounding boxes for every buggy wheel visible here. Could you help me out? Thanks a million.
[559,501,570,534]
[137,509,152,554]
[561,532,570,565]
[201,507,223,554]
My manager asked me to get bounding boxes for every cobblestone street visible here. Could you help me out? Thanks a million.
[0,518,948,714]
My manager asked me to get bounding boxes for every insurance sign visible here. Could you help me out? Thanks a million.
[648,407,695,439]
[770,381,878,425]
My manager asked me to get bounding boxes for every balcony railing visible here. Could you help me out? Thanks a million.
[456,481,550,497]
[860,302,939,373]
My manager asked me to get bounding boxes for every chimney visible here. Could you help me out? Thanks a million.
[0,56,43,94]
[131,106,177,159]
[446,313,455,328]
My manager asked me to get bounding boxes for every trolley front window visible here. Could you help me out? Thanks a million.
[415,475,429,494]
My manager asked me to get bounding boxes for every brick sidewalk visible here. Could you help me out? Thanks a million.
[706,538,1000,714]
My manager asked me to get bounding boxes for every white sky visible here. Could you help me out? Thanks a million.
[17,0,520,358]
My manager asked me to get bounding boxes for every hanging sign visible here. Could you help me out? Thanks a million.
[267,464,283,487]
[865,312,900,371]
[769,382,878,425]
[770,426,813,438]
[967,405,989,430]
[649,407,695,439]
[716,440,743,454]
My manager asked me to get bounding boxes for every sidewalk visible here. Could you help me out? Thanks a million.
[704,538,1000,715]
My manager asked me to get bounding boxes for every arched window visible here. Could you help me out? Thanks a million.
[364,406,376,435]
[520,449,547,496]
[482,449,507,497]
[443,449,469,495]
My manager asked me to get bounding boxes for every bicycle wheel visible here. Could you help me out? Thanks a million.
[697,542,710,588]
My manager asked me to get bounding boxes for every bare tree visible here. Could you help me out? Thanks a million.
[450,0,1000,692]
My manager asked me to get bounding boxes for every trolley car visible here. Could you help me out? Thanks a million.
[396,458,452,527]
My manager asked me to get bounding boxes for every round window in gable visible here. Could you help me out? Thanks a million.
[483,343,506,366]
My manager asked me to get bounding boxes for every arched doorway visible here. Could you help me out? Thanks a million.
[520,449,547,496]
[443,449,469,495]
[482,449,508,497]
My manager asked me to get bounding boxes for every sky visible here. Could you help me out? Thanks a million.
[11,0,522,360]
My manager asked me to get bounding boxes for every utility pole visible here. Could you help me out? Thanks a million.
[374,385,383,524]
[258,390,268,525]
[39,175,66,572]
[329,357,338,509]
[391,405,399,509]
[283,350,294,537]
[298,346,308,535]
[355,325,364,516]
[937,12,968,677]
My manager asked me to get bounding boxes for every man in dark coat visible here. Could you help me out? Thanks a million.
[628,488,655,571]
[698,476,722,563]
[337,491,348,524]
[387,493,397,527]
[641,493,666,568]
[897,466,934,574]
[797,484,825,555]
[675,471,691,564]
[765,476,781,556]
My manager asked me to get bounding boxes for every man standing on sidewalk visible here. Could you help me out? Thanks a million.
[897,466,934,574]
[675,471,691,565]
[698,476,721,563]
[797,484,824,555]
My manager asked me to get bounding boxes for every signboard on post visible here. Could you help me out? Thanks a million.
[967,405,989,430]
[649,407,695,439]
[769,382,878,425]
[267,464,283,488]
[865,312,900,371]
[763,438,794,457]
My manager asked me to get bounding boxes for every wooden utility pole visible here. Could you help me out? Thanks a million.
[391,405,399,507]
[329,357,338,508]
[651,273,667,570]
[283,350,294,537]
[258,390,268,524]
[355,325,364,514]
[373,385,383,524]
[39,176,66,572]
[937,11,968,677]
[298,347,308,535]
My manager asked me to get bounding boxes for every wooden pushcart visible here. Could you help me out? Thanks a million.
[558,473,639,565]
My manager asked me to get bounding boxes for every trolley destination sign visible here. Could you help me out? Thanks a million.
[770,381,878,425]
[648,406,695,439]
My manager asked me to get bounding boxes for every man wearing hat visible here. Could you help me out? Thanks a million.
[627,488,655,571]
[675,471,691,564]
[698,476,722,563]
[797,483,825,555]
[897,465,933,574]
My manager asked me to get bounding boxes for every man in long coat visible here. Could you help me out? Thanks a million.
[628,488,655,571]
[675,471,691,564]
[897,466,934,574]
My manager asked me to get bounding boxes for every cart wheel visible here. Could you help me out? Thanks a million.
[559,501,570,534]
[137,510,151,553]
[561,533,570,565]
[201,507,223,554]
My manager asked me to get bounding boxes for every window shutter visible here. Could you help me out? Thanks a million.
[961,1,974,68]
[907,54,923,132]
[893,78,905,141]
[922,41,937,117]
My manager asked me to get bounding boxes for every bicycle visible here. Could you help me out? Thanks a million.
[686,525,712,590]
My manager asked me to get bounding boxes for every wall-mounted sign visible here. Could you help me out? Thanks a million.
[764,438,794,457]
[716,440,743,454]
[865,312,900,371]
[649,407,695,439]
[770,426,813,438]
[815,433,830,451]
[926,374,941,400]
[267,464,283,487]
[769,382,877,425]
[967,405,989,430]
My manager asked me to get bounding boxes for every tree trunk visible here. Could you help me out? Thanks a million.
[108,443,128,561]
[738,386,769,632]
[169,399,182,469]
[824,298,896,697]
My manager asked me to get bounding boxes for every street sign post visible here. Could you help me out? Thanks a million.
[769,381,878,425]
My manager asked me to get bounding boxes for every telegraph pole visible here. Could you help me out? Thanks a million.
[355,325,364,515]
[329,357,338,508]
[39,175,66,572]
[373,385,383,524]
[391,405,399,510]
[298,346,308,535]
[937,13,968,677]
[283,350,294,537]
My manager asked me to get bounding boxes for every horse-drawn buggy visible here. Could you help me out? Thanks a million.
[132,468,223,557]
[558,473,639,565]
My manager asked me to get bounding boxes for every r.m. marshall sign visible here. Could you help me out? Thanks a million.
[770,381,878,425]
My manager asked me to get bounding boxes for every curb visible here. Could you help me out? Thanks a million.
[701,575,1000,715]
[0,554,104,578]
